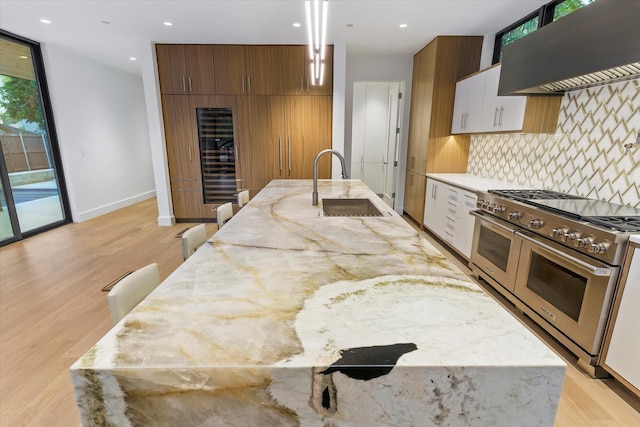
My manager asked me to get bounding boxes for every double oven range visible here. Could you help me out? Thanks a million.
[470,189,640,376]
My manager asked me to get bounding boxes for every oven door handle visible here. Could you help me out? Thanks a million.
[514,230,613,277]
[470,210,518,234]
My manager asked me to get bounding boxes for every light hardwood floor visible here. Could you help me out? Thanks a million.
[0,198,638,426]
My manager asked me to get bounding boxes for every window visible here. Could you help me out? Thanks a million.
[552,0,595,22]
[493,12,541,63]
[493,0,596,64]
[0,30,70,245]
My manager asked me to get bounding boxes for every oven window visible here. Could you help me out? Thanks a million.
[477,226,510,272]
[526,252,587,321]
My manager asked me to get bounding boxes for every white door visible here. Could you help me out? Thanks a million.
[351,81,404,207]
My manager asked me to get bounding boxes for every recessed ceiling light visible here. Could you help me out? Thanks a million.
[101,20,111,25]
[293,22,301,28]
[163,21,173,26]
[346,24,354,28]
[129,57,137,61]
[399,24,408,28]
[40,19,51,24]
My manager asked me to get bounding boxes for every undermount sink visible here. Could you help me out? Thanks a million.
[322,198,384,217]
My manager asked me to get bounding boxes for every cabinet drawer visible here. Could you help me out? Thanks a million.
[446,200,459,217]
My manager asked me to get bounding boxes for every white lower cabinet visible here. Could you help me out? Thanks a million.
[423,178,477,259]
[602,242,640,397]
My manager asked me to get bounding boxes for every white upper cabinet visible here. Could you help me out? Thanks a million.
[452,64,530,134]
[480,65,526,132]
[451,72,486,134]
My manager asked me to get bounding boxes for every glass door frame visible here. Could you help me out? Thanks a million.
[0,29,71,246]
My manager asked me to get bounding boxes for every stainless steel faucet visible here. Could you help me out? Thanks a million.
[312,149,349,205]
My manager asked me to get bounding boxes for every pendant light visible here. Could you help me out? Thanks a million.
[305,0,328,86]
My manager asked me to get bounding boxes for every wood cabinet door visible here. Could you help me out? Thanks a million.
[406,42,435,174]
[285,96,332,179]
[157,45,188,94]
[185,45,217,94]
[236,96,285,185]
[213,45,247,94]
[162,95,199,183]
[245,46,283,95]
[403,171,426,222]
[281,45,307,95]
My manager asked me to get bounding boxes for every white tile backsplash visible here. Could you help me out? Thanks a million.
[468,79,640,208]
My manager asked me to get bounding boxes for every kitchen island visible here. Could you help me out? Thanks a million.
[71,179,565,426]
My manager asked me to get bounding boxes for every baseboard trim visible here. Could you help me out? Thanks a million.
[157,215,176,226]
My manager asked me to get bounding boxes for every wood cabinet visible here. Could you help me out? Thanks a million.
[404,172,426,221]
[451,64,562,134]
[156,45,217,94]
[213,45,283,95]
[236,95,332,196]
[157,44,334,218]
[281,45,333,96]
[601,241,640,398]
[403,36,483,223]
[423,177,477,259]
[162,95,238,220]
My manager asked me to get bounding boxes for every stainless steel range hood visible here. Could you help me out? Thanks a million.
[498,0,640,95]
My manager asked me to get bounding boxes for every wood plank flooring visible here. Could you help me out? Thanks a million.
[0,198,637,426]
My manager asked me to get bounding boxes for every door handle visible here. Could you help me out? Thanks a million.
[279,137,283,172]
[288,137,292,172]
[300,76,304,93]
[188,76,192,92]
[182,76,187,92]
[498,107,504,126]
[187,145,192,161]
[248,76,251,93]
[493,107,499,127]
[242,76,245,93]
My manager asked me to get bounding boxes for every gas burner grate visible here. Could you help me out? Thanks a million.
[488,189,584,201]
[584,216,640,233]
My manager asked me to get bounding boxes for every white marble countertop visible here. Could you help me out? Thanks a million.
[426,173,526,193]
[630,235,640,245]
[71,179,565,426]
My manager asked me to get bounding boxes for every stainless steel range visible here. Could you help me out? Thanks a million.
[469,189,640,377]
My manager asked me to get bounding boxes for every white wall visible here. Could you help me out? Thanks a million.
[43,45,155,222]
[345,53,414,213]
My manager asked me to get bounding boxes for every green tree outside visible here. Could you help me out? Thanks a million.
[0,76,45,133]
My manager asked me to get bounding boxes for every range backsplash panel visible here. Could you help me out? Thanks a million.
[468,79,639,208]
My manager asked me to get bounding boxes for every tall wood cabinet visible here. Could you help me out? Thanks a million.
[236,95,332,196]
[162,95,238,220]
[403,36,483,223]
[157,44,334,221]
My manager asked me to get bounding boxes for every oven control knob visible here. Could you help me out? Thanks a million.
[476,199,484,209]
[575,237,593,248]
[561,232,577,243]
[508,211,523,220]
[588,242,607,254]
[481,201,490,209]
[529,219,544,229]
[551,228,566,238]
[493,205,506,214]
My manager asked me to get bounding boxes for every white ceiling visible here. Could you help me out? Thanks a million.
[0,0,549,76]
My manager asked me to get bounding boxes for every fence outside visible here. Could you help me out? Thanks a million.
[1,133,52,173]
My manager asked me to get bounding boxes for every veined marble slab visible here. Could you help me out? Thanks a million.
[71,179,565,426]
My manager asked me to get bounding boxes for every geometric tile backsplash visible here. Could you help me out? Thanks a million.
[468,78,640,208]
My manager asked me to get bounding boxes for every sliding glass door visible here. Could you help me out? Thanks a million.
[0,30,70,245]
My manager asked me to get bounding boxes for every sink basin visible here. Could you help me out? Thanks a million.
[322,198,384,217]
